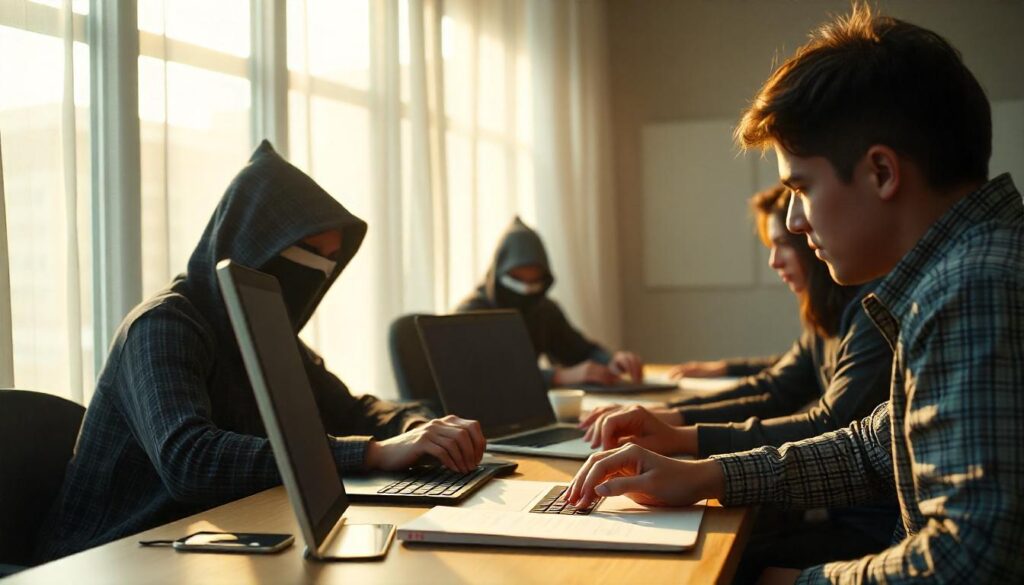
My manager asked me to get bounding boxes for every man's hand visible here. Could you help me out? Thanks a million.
[553,360,620,386]
[583,405,695,454]
[667,360,728,380]
[565,443,725,509]
[579,403,682,430]
[609,351,644,382]
[365,415,485,473]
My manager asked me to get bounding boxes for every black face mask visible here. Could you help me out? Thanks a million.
[260,256,326,329]
[495,283,545,310]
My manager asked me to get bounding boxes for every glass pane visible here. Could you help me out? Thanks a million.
[287,0,370,90]
[0,22,93,400]
[139,58,251,295]
[139,0,250,58]
[289,94,379,395]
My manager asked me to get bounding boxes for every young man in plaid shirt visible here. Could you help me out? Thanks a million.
[566,4,1023,584]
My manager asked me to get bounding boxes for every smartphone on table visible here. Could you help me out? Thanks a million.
[171,531,294,554]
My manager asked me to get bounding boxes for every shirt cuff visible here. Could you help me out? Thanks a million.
[708,449,775,506]
[694,424,734,458]
[329,435,372,472]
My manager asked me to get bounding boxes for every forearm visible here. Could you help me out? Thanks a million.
[722,355,780,376]
[669,381,765,408]
[710,406,893,509]
[676,394,787,425]
[694,409,832,457]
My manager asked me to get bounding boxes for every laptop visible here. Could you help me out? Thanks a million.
[398,478,705,552]
[571,377,679,394]
[215,260,511,507]
[415,311,597,460]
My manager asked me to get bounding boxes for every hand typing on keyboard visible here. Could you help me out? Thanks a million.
[530,485,602,516]
[365,415,486,473]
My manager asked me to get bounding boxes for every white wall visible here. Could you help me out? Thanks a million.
[608,0,1024,363]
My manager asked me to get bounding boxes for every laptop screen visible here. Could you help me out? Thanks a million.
[216,261,348,552]
[416,311,557,438]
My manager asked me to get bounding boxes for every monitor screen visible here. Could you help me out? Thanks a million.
[218,261,348,550]
[416,311,556,438]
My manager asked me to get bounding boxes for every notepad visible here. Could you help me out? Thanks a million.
[397,485,704,552]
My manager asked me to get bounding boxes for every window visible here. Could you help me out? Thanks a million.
[137,0,253,297]
[0,0,93,400]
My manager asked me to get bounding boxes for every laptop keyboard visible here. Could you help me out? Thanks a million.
[529,485,601,516]
[495,426,584,448]
[376,466,486,497]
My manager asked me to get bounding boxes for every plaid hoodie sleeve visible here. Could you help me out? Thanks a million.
[117,308,369,504]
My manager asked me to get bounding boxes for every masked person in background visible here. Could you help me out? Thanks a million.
[456,217,643,387]
[35,141,485,563]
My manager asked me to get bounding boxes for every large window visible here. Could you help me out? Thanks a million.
[1,0,588,405]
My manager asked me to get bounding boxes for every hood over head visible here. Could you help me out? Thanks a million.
[182,140,367,342]
[480,216,554,306]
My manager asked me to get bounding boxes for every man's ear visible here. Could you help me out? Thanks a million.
[864,145,900,202]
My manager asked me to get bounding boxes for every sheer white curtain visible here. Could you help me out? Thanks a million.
[0,137,13,387]
[292,0,621,398]
[0,0,92,400]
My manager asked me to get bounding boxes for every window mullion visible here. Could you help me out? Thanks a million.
[250,0,288,155]
[89,0,142,377]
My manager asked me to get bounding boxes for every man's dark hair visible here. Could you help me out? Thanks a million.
[736,3,991,189]
[752,185,857,337]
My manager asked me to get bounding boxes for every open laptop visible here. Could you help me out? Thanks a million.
[398,478,705,552]
[415,311,597,459]
[216,260,511,507]
[571,379,679,394]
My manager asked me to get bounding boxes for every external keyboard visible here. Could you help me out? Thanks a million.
[529,485,601,515]
[377,466,486,497]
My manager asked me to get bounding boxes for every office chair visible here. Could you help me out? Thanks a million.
[0,389,85,574]
[388,313,442,415]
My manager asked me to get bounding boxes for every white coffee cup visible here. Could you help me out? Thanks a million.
[547,389,585,423]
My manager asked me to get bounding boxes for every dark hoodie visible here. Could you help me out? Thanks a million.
[456,217,610,385]
[34,141,429,562]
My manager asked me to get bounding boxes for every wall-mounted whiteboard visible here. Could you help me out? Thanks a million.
[992,100,1024,186]
[642,119,763,288]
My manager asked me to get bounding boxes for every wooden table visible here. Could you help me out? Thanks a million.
[8,455,752,585]
[10,369,751,584]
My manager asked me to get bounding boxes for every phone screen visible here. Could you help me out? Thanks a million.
[174,531,294,554]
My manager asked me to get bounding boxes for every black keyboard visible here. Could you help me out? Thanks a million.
[529,485,601,516]
[494,426,584,448]
[376,466,486,497]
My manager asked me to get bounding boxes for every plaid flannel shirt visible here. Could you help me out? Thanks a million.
[711,173,1024,584]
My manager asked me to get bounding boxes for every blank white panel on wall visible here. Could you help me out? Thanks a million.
[991,100,1024,185]
[753,151,785,287]
[642,120,756,288]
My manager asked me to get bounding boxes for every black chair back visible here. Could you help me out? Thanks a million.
[0,389,85,568]
[388,314,442,414]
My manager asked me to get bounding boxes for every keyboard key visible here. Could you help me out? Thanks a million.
[529,485,602,516]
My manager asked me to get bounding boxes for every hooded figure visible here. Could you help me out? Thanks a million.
[34,141,435,562]
[457,217,634,386]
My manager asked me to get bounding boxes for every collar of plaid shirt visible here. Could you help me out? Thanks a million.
[861,173,1022,344]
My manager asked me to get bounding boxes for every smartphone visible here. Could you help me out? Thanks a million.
[172,531,294,554]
